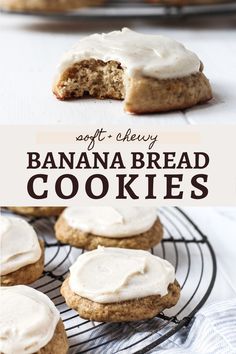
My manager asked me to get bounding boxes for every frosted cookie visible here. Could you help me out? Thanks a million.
[53,28,212,114]
[8,206,65,217]
[0,0,105,12]
[61,247,180,322]
[0,286,68,354]
[55,206,163,250]
[0,215,44,286]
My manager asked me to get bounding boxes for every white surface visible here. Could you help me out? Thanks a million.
[185,207,236,303]
[0,14,236,125]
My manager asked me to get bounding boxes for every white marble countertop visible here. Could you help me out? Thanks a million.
[0,13,236,125]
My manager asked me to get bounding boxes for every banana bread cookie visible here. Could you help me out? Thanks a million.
[0,286,68,353]
[8,206,64,217]
[61,247,180,322]
[0,215,44,285]
[0,0,104,12]
[53,28,212,114]
[55,206,163,250]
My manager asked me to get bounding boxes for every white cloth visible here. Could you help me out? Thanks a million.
[154,299,236,354]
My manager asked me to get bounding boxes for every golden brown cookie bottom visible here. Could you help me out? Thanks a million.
[1,240,45,286]
[8,207,64,217]
[53,59,212,114]
[36,319,68,354]
[61,278,180,322]
[55,217,163,250]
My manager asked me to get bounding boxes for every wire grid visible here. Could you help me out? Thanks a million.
[3,207,216,354]
[0,0,236,18]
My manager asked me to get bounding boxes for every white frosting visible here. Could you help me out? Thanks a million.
[69,247,175,303]
[59,28,200,79]
[0,286,60,354]
[0,216,41,276]
[63,206,157,238]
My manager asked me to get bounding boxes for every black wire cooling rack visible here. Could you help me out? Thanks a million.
[2,207,216,354]
[1,0,236,19]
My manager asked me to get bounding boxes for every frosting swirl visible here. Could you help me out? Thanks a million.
[63,206,157,238]
[58,28,200,80]
[69,247,175,303]
[0,215,41,276]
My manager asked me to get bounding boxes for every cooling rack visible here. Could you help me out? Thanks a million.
[0,0,236,19]
[2,207,216,354]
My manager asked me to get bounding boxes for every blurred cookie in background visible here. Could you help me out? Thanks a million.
[0,0,105,12]
[7,206,65,217]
